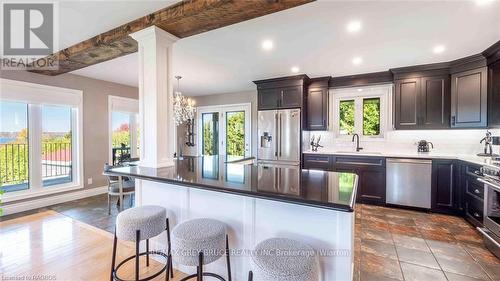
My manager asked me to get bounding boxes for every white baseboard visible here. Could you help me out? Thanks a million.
[1,186,108,216]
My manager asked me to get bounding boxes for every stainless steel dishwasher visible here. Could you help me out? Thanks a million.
[386,158,432,209]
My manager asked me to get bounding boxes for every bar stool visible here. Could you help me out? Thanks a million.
[248,238,318,281]
[171,218,231,281]
[110,205,174,281]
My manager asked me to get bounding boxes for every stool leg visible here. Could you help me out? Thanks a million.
[197,252,204,281]
[248,271,253,281]
[135,230,140,281]
[166,218,174,279]
[225,235,232,281]
[108,194,111,215]
[110,229,118,281]
[146,239,150,267]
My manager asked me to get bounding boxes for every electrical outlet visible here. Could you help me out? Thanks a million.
[87,178,93,185]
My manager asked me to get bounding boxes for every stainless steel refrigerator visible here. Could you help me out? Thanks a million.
[257,109,301,165]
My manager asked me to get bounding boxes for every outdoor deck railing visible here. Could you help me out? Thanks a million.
[0,142,72,187]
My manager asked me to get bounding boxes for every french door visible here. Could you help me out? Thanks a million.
[197,103,251,160]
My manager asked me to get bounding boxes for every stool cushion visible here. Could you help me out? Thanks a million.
[251,238,318,281]
[172,218,226,266]
[116,205,166,241]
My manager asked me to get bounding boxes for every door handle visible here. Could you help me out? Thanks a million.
[275,112,279,157]
[279,112,283,157]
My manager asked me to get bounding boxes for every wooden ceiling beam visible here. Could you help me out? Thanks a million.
[29,0,314,76]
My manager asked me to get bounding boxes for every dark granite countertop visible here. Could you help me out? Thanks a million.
[105,156,358,212]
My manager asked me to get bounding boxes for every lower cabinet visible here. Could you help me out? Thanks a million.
[431,159,458,214]
[303,154,386,205]
[461,162,484,227]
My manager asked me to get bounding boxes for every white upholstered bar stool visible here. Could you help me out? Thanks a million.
[171,218,232,281]
[110,205,174,281]
[248,238,319,281]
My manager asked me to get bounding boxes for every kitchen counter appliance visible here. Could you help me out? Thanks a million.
[417,140,434,153]
[258,109,301,165]
[386,158,432,208]
[477,164,500,258]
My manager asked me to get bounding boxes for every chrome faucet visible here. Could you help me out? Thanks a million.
[352,133,363,152]
[480,130,493,156]
[310,135,323,152]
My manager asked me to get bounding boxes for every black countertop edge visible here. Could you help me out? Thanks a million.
[106,169,357,213]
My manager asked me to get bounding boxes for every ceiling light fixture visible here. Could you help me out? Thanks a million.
[352,57,363,65]
[346,20,362,33]
[357,89,363,92]
[433,45,446,54]
[173,76,196,127]
[261,40,274,51]
[291,66,300,73]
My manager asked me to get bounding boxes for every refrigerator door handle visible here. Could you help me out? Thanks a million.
[275,112,279,157]
[279,112,283,157]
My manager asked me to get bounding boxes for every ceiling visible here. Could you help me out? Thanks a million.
[69,0,500,96]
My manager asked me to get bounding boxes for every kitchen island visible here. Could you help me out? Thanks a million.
[107,156,358,281]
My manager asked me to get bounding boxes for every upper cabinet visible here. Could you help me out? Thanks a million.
[450,67,488,128]
[392,66,451,130]
[489,60,500,127]
[254,75,309,110]
[305,77,330,130]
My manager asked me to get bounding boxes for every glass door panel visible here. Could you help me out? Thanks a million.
[112,112,132,165]
[42,105,73,187]
[225,111,245,161]
[202,112,219,156]
[0,101,29,192]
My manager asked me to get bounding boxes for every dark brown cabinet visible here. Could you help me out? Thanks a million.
[451,67,488,128]
[431,159,457,214]
[459,162,484,227]
[488,60,500,127]
[254,75,308,110]
[305,77,329,130]
[394,75,450,130]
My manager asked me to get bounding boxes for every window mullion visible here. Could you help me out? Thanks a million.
[355,98,363,136]
[28,104,42,190]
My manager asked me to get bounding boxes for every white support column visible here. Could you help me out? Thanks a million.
[130,26,178,168]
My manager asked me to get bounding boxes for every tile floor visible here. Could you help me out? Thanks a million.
[354,204,500,281]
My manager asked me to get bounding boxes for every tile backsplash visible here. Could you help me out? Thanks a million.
[304,129,500,156]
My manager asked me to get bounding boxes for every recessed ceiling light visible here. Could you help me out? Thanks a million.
[476,0,494,6]
[352,57,363,65]
[357,89,363,92]
[291,66,300,73]
[346,20,362,33]
[433,45,446,54]
[261,40,274,51]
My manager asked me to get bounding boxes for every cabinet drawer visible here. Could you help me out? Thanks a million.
[465,194,484,227]
[465,163,483,177]
[465,176,484,199]
[303,154,332,170]
[334,156,385,168]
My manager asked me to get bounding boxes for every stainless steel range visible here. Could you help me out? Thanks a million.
[477,163,500,258]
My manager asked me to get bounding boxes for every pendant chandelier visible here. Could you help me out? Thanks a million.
[173,76,196,126]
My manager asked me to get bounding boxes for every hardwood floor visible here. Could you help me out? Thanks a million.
[0,210,185,281]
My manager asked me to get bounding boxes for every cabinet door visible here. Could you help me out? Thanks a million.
[420,75,451,129]
[489,60,500,127]
[280,86,303,108]
[358,168,386,205]
[451,67,488,128]
[395,78,420,129]
[258,88,279,110]
[306,87,328,130]
[431,160,457,214]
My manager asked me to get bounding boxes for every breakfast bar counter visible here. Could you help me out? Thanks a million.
[106,156,358,281]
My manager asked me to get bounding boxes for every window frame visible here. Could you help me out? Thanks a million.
[332,84,391,141]
[108,96,139,165]
[1,78,83,202]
